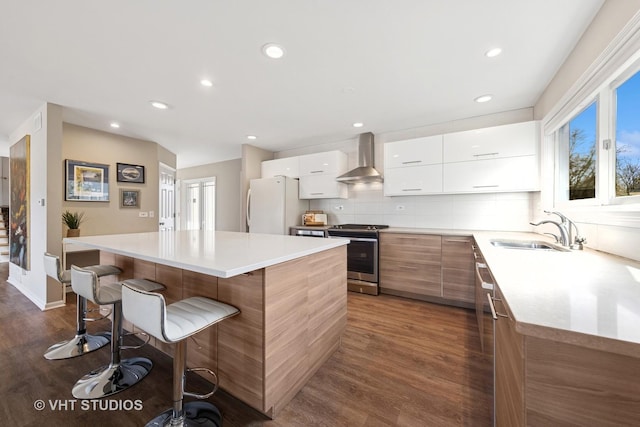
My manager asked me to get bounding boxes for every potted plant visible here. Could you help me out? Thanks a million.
[62,210,85,237]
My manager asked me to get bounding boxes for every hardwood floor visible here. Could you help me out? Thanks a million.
[0,263,492,426]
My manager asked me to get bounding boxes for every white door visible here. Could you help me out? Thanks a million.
[159,163,176,230]
[182,177,216,230]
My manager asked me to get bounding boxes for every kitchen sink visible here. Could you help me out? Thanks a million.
[490,239,568,251]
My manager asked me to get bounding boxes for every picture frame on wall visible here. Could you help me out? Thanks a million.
[120,189,140,208]
[116,162,145,183]
[65,159,109,201]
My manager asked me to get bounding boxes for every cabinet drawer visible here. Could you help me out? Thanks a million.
[384,135,442,168]
[443,121,538,163]
[380,260,441,297]
[443,155,539,193]
[441,236,473,269]
[383,164,443,196]
[380,233,441,263]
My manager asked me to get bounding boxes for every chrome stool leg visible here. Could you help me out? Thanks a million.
[146,340,221,427]
[44,294,110,360]
[72,302,152,399]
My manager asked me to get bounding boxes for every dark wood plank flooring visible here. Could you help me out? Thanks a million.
[0,263,492,426]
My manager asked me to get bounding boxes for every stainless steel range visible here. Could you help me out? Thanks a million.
[327,224,389,295]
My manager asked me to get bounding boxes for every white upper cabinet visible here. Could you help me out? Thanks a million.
[298,150,348,199]
[384,165,443,195]
[383,135,443,196]
[443,121,538,163]
[298,150,347,176]
[384,135,443,168]
[443,156,539,193]
[261,157,299,178]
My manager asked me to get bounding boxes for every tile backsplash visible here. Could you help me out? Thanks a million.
[309,183,536,231]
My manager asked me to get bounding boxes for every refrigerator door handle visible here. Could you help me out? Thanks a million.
[246,188,251,228]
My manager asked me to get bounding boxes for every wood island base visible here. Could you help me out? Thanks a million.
[98,245,347,418]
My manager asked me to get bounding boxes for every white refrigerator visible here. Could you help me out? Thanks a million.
[247,176,309,234]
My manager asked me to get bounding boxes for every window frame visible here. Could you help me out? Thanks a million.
[610,64,640,204]
[546,55,640,214]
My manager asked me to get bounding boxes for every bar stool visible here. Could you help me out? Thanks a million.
[43,252,123,360]
[121,282,239,427]
[70,265,166,399]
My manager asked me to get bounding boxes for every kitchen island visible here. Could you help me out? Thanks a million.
[63,230,349,418]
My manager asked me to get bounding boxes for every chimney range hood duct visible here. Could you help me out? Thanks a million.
[336,132,383,184]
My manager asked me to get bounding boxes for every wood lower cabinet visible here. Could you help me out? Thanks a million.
[493,284,640,426]
[379,233,442,297]
[379,232,475,307]
[441,236,474,303]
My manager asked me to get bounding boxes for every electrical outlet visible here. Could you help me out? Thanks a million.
[139,211,148,218]
[334,205,344,210]
[149,211,155,218]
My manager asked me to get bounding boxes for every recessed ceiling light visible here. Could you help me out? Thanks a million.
[262,43,285,59]
[474,95,493,103]
[247,135,257,140]
[485,47,502,58]
[353,122,364,128]
[110,122,120,129]
[200,79,213,87]
[150,101,169,110]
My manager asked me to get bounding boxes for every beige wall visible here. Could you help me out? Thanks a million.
[177,158,242,232]
[7,103,64,307]
[534,0,640,119]
[62,123,175,236]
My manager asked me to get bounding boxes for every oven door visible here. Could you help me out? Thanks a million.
[331,236,378,283]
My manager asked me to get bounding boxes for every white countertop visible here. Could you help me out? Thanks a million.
[473,231,640,356]
[64,230,348,278]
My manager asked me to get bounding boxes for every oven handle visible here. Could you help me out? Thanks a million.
[328,236,377,242]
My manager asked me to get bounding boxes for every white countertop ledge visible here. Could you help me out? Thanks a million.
[64,230,348,278]
[473,231,640,355]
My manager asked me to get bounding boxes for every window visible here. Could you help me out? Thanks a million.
[557,101,598,201]
[614,70,640,198]
[552,65,640,207]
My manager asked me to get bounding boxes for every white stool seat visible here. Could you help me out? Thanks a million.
[94,278,169,305]
[58,264,123,283]
[165,297,240,342]
[122,286,239,343]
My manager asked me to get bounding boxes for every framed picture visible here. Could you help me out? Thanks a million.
[120,189,140,208]
[117,162,145,183]
[65,159,109,201]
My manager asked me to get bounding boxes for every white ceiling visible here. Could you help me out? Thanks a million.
[0,0,604,168]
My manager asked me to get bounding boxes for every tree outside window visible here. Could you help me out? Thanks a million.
[564,103,597,200]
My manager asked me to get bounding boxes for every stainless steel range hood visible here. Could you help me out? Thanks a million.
[336,132,383,183]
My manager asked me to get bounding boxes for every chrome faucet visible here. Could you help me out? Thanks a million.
[530,210,586,250]
[529,219,570,246]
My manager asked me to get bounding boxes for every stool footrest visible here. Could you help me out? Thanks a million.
[121,331,151,350]
[83,307,112,322]
[184,367,218,399]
